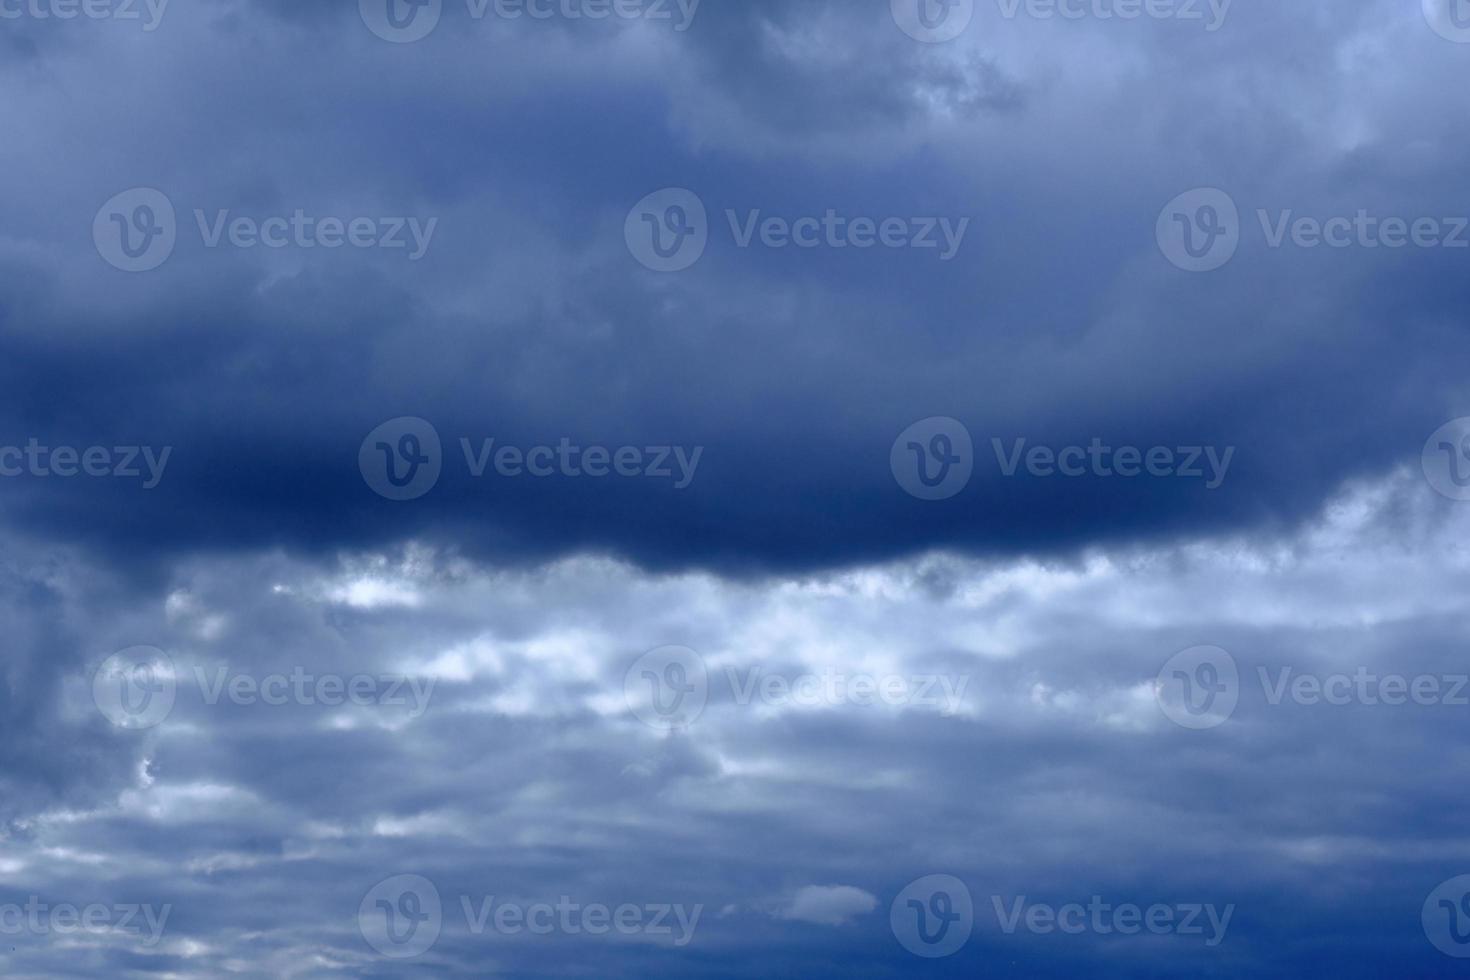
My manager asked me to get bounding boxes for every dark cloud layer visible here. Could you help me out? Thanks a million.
[3,0,1470,976]
[0,0,1465,575]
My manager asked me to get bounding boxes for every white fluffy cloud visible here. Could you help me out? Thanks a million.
[0,468,1455,974]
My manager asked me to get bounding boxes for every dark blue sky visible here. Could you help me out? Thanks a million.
[2,0,1470,976]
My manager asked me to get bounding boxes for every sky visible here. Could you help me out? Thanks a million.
[3,0,1470,975]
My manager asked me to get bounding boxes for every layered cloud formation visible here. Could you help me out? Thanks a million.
[2,0,1469,975]
[0,471,1460,976]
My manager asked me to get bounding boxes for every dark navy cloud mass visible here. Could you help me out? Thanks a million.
[0,0,1468,976]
